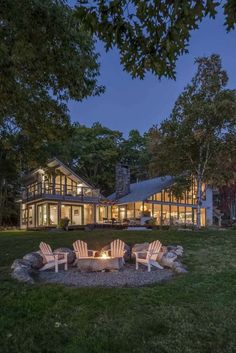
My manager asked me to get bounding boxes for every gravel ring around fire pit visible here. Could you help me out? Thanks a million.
[36,264,173,288]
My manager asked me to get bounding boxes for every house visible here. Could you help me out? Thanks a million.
[20,158,101,229]
[105,164,213,227]
[20,159,213,229]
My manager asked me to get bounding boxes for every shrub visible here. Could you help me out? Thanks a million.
[59,217,70,230]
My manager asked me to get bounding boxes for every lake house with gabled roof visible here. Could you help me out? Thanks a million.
[19,159,213,229]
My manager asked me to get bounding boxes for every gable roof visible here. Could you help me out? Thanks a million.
[23,158,94,189]
[108,175,175,204]
[47,158,93,187]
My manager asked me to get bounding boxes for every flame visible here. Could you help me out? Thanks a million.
[101,252,109,259]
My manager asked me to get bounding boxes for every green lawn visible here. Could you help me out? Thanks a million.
[0,229,236,353]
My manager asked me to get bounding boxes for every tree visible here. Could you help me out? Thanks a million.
[64,123,123,195]
[148,54,236,228]
[0,0,103,127]
[120,129,149,182]
[76,0,236,79]
[0,0,104,225]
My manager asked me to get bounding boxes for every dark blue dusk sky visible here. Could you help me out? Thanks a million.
[68,11,236,136]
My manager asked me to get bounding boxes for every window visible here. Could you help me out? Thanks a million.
[37,204,47,226]
[201,208,206,226]
[72,206,83,225]
[179,206,186,225]
[134,202,143,218]
[61,205,71,220]
[162,205,170,225]
[170,205,178,225]
[84,204,93,224]
[153,204,161,225]
[49,205,58,225]
[112,206,119,220]
[119,206,127,221]
[127,203,135,219]
[186,207,193,225]
[154,193,162,201]
[21,204,27,225]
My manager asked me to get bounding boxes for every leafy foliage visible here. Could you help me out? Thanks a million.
[76,0,236,79]
[0,0,103,225]
[148,54,236,227]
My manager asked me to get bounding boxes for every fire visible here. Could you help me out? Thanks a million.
[101,252,109,259]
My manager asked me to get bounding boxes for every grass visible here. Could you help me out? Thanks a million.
[0,229,236,353]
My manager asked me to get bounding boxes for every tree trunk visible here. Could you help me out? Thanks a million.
[196,175,202,229]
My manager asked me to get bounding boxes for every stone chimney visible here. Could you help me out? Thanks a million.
[115,163,130,199]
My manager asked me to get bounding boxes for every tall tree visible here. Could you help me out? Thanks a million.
[76,0,236,79]
[65,123,122,195]
[120,129,149,182]
[0,0,104,225]
[148,54,236,228]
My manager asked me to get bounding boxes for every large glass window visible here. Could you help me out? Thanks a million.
[112,206,119,220]
[153,204,161,225]
[21,204,27,225]
[170,205,178,225]
[84,204,93,224]
[179,206,186,225]
[49,205,58,225]
[186,207,193,225]
[154,193,162,201]
[162,205,170,225]
[72,206,83,225]
[97,206,107,222]
[119,205,127,221]
[127,203,135,219]
[37,204,47,226]
[201,208,206,226]
[61,205,71,220]
[143,203,152,217]
[134,202,143,218]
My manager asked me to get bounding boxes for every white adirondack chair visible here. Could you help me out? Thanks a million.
[104,239,126,263]
[73,240,97,259]
[39,242,68,273]
[133,240,163,272]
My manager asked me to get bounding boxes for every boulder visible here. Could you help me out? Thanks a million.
[54,247,75,264]
[172,261,188,274]
[159,251,178,268]
[11,259,34,284]
[23,252,44,269]
[11,259,32,270]
[101,242,131,261]
[12,267,34,284]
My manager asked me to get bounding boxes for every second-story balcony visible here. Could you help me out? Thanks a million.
[22,182,100,203]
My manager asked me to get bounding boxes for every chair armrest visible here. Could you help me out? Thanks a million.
[133,251,147,258]
[54,252,69,255]
[133,251,148,255]
[88,250,97,256]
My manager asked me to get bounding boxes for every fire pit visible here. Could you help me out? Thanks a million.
[75,254,123,272]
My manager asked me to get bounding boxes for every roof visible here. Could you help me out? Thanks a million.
[47,158,92,187]
[108,175,175,204]
[23,158,93,188]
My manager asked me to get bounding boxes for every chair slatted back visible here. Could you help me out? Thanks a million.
[147,240,162,261]
[73,240,88,258]
[39,242,54,263]
[110,239,125,258]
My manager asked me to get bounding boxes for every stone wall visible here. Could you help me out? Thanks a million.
[115,163,130,199]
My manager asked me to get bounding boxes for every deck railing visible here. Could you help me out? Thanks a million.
[22,182,100,202]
